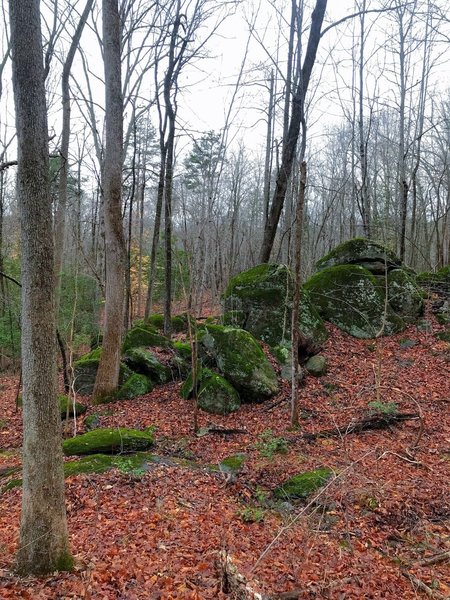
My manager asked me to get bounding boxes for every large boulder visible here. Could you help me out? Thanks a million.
[73,349,133,395]
[181,367,241,414]
[63,427,154,456]
[122,325,170,352]
[315,238,401,275]
[304,265,405,338]
[199,325,278,402]
[123,347,171,384]
[198,374,241,415]
[115,373,153,400]
[387,269,424,323]
[223,263,328,354]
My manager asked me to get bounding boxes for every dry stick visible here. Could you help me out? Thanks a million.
[403,572,447,600]
[416,550,450,567]
[252,449,375,572]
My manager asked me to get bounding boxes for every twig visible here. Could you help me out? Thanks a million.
[403,572,447,599]
[416,550,450,567]
[252,449,375,571]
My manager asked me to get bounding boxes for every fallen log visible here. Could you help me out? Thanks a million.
[303,412,419,441]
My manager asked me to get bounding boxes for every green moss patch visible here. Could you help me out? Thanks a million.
[315,238,400,274]
[122,326,170,352]
[63,427,154,456]
[115,373,153,400]
[59,395,87,419]
[274,468,333,499]
[219,453,246,474]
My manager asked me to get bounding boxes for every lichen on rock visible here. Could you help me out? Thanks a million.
[223,263,327,353]
[304,264,405,338]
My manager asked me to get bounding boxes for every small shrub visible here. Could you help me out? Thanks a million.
[238,506,265,523]
[367,400,398,416]
[256,429,288,460]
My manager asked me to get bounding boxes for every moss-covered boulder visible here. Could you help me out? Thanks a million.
[305,355,327,377]
[417,266,450,295]
[304,265,405,338]
[123,347,171,384]
[274,467,333,499]
[59,395,87,419]
[197,374,241,415]
[122,325,170,352]
[115,373,153,400]
[223,264,328,354]
[145,312,193,333]
[73,349,133,395]
[63,427,154,456]
[387,269,424,323]
[315,238,400,275]
[17,394,86,419]
[180,366,214,400]
[199,325,278,402]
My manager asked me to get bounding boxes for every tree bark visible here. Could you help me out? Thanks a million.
[93,0,126,403]
[9,0,71,575]
[259,0,327,263]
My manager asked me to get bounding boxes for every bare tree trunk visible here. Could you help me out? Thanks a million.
[291,160,307,428]
[54,0,93,306]
[145,148,166,319]
[9,0,72,575]
[259,0,327,263]
[93,0,126,403]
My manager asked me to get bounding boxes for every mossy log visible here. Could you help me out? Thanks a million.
[63,427,154,456]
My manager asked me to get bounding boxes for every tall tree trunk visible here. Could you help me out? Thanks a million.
[9,0,72,575]
[93,0,126,403]
[291,160,307,427]
[54,0,94,307]
[259,0,327,263]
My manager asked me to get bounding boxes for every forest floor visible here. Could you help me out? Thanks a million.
[0,305,449,599]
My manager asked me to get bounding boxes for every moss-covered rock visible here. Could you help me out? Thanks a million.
[122,325,170,352]
[198,374,241,415]
[173,341,192,361]
[199,325,278,402]
[219,453,246,475]
[180,366,214,400]
[115,373,153,400]
[417,266,450,295]
[223,264,328,353]
[274,468,333,499]
[123,347,171,384]
[59,395,87,419]
[305,355,327,377]
[83,413,101,431]
[304,265,405,338]
[63,427,154,456]
[64,452,155,477]
[17,394,86,419]
[315,238,400,274]
[387,269,424,323]
[73,348,133,395]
